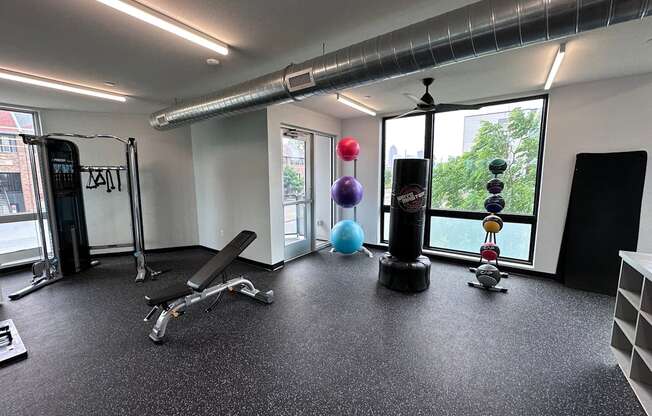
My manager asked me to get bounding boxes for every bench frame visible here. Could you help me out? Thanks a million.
[146,275,272,343]
[143,230,273,343]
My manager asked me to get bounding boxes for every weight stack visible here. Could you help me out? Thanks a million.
[378,158,431,292]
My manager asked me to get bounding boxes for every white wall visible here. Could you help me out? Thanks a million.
[346,73,652,274]
[40,110,198,250]
[535,73,652,273]
[342,116,382,244]
[191,110,272,264]
[266,103,341,264]
[190,103,341,266]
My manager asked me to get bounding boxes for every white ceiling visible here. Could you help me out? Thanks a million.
[0,1,651,118]
[298,18,652,118]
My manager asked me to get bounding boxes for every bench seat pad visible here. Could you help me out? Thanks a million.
[145,282,194,306]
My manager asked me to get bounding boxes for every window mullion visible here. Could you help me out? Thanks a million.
[423,112,434,246]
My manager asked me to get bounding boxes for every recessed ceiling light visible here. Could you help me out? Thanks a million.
[206,58,221,66]
[0,68,127,102]
[96,0,229,55]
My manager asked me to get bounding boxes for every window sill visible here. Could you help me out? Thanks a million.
[421,248,534,270]
[373,242,535,271]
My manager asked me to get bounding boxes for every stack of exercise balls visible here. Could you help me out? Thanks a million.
[468,158,509,293]
[330,137,365,254]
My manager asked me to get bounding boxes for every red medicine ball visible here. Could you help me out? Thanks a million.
[337,137,360,161]
[480,242,500,261]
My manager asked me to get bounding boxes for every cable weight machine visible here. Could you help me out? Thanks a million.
[9,133,161,300]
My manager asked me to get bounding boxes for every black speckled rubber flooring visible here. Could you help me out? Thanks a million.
[0,248,644,416]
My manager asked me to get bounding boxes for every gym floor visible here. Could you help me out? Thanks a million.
[0,248,644,416]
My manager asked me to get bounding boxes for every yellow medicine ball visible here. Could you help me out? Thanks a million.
[482,215,503,233]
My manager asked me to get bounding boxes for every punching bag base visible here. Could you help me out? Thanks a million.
[378,253,431,292]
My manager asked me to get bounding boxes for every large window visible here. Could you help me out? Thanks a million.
[0,107,42,268]
[382,115,426,205]
[381,96,547,263]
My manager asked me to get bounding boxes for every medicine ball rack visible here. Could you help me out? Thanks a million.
[9,133,160,300]
[329,157,373,257]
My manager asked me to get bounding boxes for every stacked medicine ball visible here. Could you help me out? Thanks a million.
[330,137,365,254]
[468,158,509,293]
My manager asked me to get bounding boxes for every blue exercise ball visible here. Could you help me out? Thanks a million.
[330,220,364,254]
[331,176,363,208]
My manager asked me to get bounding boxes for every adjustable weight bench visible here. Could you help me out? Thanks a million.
[143,230,273,343]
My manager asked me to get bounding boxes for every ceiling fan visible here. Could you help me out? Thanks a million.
[391,78,483,119]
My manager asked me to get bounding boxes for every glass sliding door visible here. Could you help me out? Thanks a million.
[0,107,43,268]
[282,128,312,260]
[312,133,334,250]
[282,128,334,260]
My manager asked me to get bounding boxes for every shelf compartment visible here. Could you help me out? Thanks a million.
[620,261,645,296]
[616,318,637,345]
[612,322,634,376]
[620,288,643,309]
[637,347,652,371]
[612,346,632,375]
[615,292,639,344]
[642,279,652,315]
[632,350,652,386]
[637,312,652,350]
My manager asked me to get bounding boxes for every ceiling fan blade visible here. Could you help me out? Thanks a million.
[390,108,422,120]
[403,93,428,106]
[435,103,484,112]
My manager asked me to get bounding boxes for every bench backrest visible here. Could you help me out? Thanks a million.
[187,230,257,291]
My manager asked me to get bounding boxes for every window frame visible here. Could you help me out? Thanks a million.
[0,136,18,153]
[380,94,548,264]
[379,111,428,241]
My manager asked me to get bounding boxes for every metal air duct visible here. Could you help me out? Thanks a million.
[150,0,651,130]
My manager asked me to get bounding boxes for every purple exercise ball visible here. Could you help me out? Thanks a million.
[331,176,363,208]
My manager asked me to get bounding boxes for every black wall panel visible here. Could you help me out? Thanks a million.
[557,151,647,295]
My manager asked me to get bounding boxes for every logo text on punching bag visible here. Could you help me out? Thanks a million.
[395,185,426,213]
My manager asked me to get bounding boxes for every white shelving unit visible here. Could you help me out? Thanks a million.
[611,251,652,414]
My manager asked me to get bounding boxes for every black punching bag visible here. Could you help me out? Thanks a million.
[379,159,431,292]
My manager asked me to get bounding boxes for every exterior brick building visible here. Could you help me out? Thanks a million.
[0,110,36,215]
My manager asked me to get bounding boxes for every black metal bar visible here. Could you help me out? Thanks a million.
[427,209,535,223]
[423,112,435,248]
[80,165,126,171]
[379,117,387,242]
[526,94,550,263]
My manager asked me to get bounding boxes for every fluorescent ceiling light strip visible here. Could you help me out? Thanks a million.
[336,94,377,116]
[96,0,228,55]
[544,43,566,91]
[0,69,127,102]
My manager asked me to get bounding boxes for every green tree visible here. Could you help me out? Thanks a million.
[283,165,304,198]
[384,168,392,189]
[430,108,541,214]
